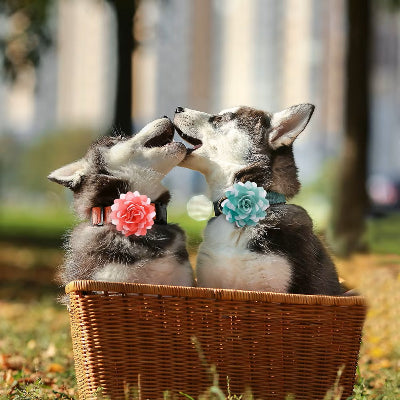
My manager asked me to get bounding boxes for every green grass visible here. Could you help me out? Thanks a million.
[366,213,400,255]
[2,203,400,256]
[0,206,75,246]
[0,205,206,252]
[169,211,207,250]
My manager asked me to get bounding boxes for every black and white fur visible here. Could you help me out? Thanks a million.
[174,105,342,295]
[48,117,194,291]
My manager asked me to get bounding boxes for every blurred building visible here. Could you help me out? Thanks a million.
[133,0,347,202]
[0,0,115,138]
[1,0,399,206]
[57,0,116,131]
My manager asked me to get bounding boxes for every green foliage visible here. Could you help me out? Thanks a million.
[0,0,54,81]
[351,368,400,400]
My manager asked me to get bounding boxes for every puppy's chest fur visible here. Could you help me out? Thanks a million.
[196,204,342,295]
[61,223,193,287]
[196,214,292,292]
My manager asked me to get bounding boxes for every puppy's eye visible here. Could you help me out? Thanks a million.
[209,113,233,127]
[104,138,121,148]
[209,116,223,125]
[210,112,234,125]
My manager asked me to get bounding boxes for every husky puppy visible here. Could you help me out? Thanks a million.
[48,117,194,289]
[174,105,342,295]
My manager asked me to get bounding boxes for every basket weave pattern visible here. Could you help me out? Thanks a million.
[66,281,366,400]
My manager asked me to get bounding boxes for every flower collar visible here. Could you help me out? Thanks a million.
[91,191,167,237]
[214,181,286,228]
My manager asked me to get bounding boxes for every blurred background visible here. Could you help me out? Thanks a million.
[1,0,400,256]
[0,1,400,397]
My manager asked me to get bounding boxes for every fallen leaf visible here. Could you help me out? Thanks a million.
[0,354,9,368]
[2,369,14,385]
[0,354,25,370]
[47,362,65,373]
[369,347,384,359]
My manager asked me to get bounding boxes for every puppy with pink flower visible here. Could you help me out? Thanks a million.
[48,117,194,298]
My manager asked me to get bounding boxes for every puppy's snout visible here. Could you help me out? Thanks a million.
[175,107,184,114]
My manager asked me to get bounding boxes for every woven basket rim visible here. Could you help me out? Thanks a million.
[65,280,366,306]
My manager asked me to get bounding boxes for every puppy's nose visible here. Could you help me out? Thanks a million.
[162,115,169,119]
[175,107,184,114]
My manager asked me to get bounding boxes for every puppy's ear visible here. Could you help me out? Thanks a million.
[48,159,88,189]
[269,104,315,149]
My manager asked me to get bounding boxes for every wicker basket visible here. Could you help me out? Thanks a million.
[66,280,366,400]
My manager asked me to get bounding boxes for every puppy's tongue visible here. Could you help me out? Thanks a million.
[174,125,203,154]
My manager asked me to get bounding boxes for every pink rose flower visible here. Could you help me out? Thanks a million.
[110,191,156,237]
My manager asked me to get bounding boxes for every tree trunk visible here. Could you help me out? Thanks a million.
[329,0,371,256]
[111,0,136,135]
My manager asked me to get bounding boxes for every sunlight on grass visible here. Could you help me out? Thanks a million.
[337,254,400,399]
[1,257,398,400]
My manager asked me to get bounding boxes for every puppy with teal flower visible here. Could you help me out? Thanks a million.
[175,104,343,295]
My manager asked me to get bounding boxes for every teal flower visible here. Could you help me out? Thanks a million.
[221,181,270,228]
